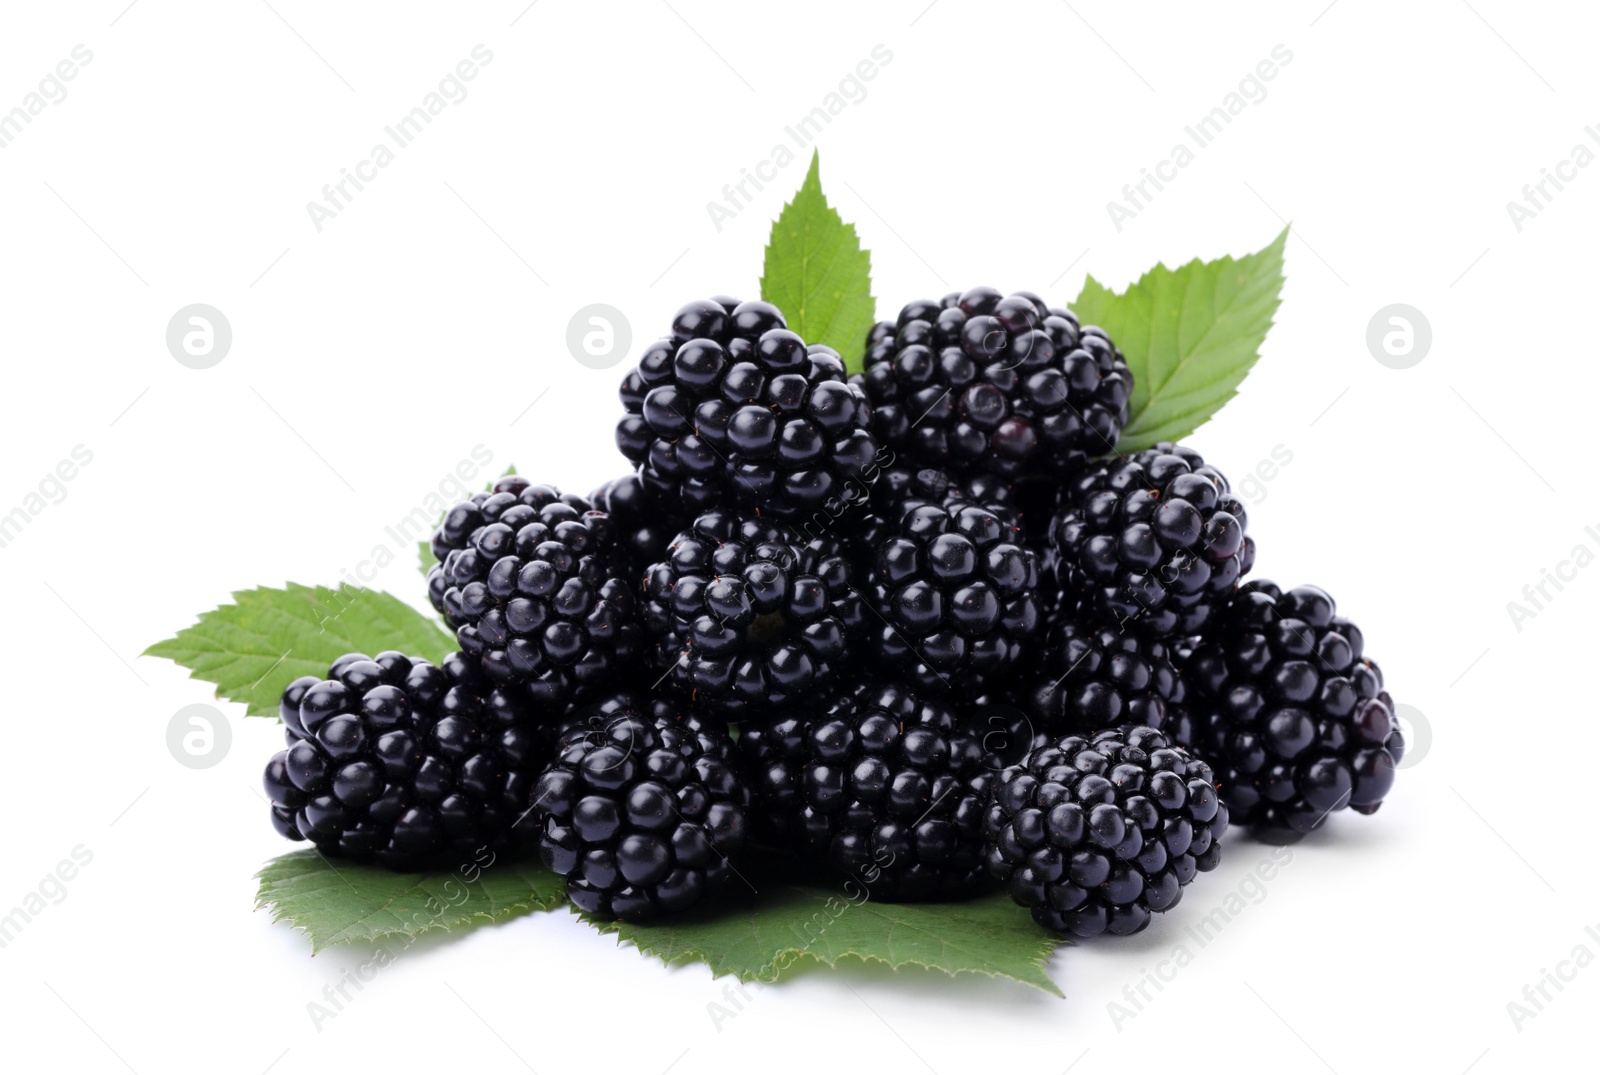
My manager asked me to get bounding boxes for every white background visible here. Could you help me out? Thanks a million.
[0,1,1592,1072]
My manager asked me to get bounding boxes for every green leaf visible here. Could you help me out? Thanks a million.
[256,850,565,953]
[760,151,876,370]
[1072,227,1288,453]
[145,584,456,718]
[582,867,1063,996]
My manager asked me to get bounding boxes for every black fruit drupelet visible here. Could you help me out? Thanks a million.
[853,287,1132,480]
[588,472,686,579]
[983,725,1228,938]
[1051,443,1254,639]
[1016,616,1189,736]
[264,652,547,868]
[616,297,881,520]
[531,703,749,920]
[866,500,1041,694]
[1181,581,1404,836]
[738,679,995,900]
[644,509,866,712]
[426,475,642,709]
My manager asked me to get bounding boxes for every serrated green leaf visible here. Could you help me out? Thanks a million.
[144,584,455,718]
[582,869,1063,996]
[760,152,876,369]
[1072,227,1287,453]
[256,849,565,953]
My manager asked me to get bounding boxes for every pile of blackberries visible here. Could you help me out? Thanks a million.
[262,292,1404,937]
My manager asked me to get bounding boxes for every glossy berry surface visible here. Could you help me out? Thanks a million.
[616,297,881,520]
[588,472,686,580]
[983,725,1227,938]
[853,287,1132,480]
[531,704,749,920]
[1050,443,1254,639]
[644,509,866,712]
[737,679,995,900]
[1181,580,1404,836]
[865,501,1041,694]
[1016,616,1189,736]
[263,651,547,868]
[426,475,642,709]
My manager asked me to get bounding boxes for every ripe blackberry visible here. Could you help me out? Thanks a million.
[865,500,1041,694]
[615,297,881,520]
[847,463,1020,560]
[737,679,995,899]
[983,726,1228,937]
[1181,581,1404,836]
[263,651,546,868]
[548,687,735,763]
[644,509,866,712]
[1016,616,1188,735]
[853,287,1132,480]
[426,475,642,709]
[588,473,686,579]
[531,704,749,920]
[1050,443,1254,639]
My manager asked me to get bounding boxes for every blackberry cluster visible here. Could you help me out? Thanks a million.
[854,287,1131,480]
[1181,581,1404,837]
[738,679,994,899]
[1016,615,1189,736]
[1050,443,1255,639]
[239,282,1407,948]
[983,726,1227,937]
[426,476,641,709]
[532,702,748,919]
[263,651,547,868]
[643,509,865,712]
[865,500,1041,694]
[616,297,880,520]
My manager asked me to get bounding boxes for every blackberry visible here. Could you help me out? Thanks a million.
[865,500,1041,694]
[644,509,866,712]
[588,473,685,579]
[853,287,1132,480]
[847,463,1021,561]
[426,475,642,709]
[615,297,881,520]
[983,726,1228,937]
[1016,616,1188,736]
[1181,581,1404,836]
[1050,443,1254,639]
[548,687,735,763]
[737,678,995,899]
[263,651,546,868]
[531,704,749,920]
